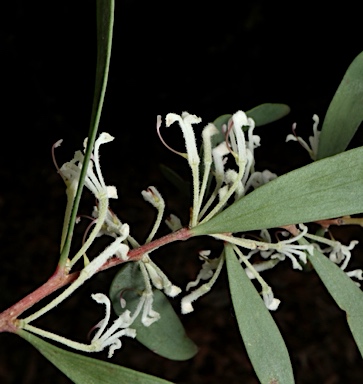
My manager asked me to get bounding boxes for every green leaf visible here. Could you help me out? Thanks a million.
[300,237,363,357]
[59,0,115,266]
[90,0,114,136]
[317,51,363,160]
[247,103,291,127]
[109,263,198,360]
[211,104,290,147]
[192,146,363,236]
[225,244,294,384]
[18,330,174,384]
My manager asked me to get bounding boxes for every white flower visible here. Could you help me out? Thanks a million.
[262,286,281,311]
[267,225,314,270]
[141,254,181,298]
[325,240,358,270]
[243,226,312,270]
[218,185,229,201]
[121,284,161,328]
[244,169,277,192]
[195,123,219,216]
[346,269,363,280]
[196,141,229,220]
[92,206,125,238]
[228,111,248,165]
[160,112,202,226]
[212,141,230,185]
[244,259,280,279]
[141,186,166,243]
[201,123,219,167]
[246,120,260,153]
[181,283,211,314]
[224,169,244,199]
[199,111,255,224]
[91,293,136,358]
[139,291,160,326]
[181,251,224,314]
[286,114,320,160]
[186,250,219,291]
[165,214,183,232]
[302,228,359,272]
[141,186,164,210]
[59,132,117,200]
[81,229,130,278]
[165,112,201,166]
[231,245,281,311]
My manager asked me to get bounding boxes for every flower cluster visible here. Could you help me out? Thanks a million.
[22,132,185,358]
[158,111,286,311]
[158,111,362,314]
[30,111,362,360]
[158,111,276,228]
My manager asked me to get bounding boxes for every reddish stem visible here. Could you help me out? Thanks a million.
[0,227,192,333]
[0,266,78,333]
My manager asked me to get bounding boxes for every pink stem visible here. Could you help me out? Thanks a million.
[0,227,192,333]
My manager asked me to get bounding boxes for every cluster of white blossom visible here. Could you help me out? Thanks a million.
[159,111,362,313]
[23,112,361,358]
[22,132,182,358]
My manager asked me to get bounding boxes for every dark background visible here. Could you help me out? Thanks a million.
[1,1,363,383]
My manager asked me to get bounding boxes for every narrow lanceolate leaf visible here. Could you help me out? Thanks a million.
[299,237,363,357]
[247,103,290,127]
[18,330,174,384]
[225,244,294,384]
[317,51,363,160]
[59,0,115,266]
[192,146,363,236]
[109,263,197,360]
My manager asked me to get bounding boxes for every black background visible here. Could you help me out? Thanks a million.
[1,1,363,383]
